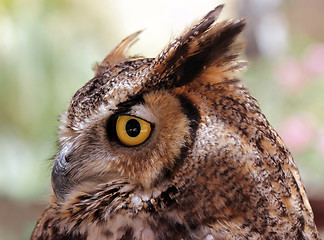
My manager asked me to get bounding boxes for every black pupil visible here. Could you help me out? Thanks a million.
[126,119,141,137]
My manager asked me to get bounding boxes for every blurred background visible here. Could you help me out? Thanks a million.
[0,0,323,238]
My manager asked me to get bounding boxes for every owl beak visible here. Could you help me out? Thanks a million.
[51,144,71,202]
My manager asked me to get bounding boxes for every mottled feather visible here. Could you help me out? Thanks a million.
[32,5,321,240]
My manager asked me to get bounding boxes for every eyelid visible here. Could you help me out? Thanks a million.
[116,113,150,122]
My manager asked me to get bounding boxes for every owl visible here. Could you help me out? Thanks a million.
[31,5,321,240]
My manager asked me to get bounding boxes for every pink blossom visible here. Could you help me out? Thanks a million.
[279,115,314,153]
[303,43,324,76]
[275,57,306,91]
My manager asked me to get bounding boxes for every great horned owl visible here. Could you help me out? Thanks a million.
[31,5,321,240]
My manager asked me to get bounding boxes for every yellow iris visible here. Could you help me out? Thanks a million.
[116,115,151,146]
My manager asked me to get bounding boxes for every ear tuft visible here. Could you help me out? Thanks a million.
[93,30,143,77]
[150,5,247,87]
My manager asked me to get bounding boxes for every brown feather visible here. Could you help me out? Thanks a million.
[93,30,143,77]
[31,5,321,240]
[150,5,246,88]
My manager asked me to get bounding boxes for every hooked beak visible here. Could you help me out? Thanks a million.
[51,143,71,202]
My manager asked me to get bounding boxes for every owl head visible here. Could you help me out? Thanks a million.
[50,5,319,238]
[52,5,244,198]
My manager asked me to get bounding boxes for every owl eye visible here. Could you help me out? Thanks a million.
[115,115,152,146]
